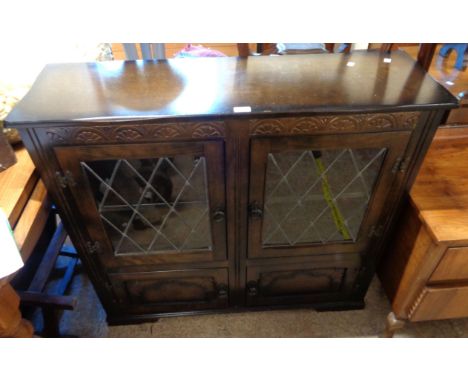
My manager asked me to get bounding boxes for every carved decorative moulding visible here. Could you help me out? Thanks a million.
[45,121,226,144]
[249,112,421,136]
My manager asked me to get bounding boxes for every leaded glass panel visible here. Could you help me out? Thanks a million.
[82,155,212,256]
[262,147,386,246]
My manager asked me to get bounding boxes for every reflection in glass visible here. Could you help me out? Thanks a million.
[82,155,212,256]
[262,147,386,246]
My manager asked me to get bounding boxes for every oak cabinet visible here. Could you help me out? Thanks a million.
[6,52,457,324]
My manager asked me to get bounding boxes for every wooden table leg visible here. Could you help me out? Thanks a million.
[382,311,406,338]
[0,283,34,338]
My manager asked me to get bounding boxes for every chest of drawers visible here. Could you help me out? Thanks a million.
[379,126,468,335]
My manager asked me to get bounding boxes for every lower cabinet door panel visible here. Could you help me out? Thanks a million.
[246,263,358,306]
[109,268,229,314]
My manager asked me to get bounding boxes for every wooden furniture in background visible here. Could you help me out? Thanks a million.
[237,43,437,73]
[122,43,166,60]
[237,43,351,57]
[0,281,34,337]
[379,126,468,336]
[382,44,438,72]
[6,50,457,324]
[439,44,468,71]
[111,43,256,60]
[401,44,468,126]
[0,146,42,337]
[16,215,78,337]
[0,145,78,337]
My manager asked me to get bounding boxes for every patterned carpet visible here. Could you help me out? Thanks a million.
[29,257,468,338]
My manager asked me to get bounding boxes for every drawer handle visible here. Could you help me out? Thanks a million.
[217,284,228,298]
[213,208,225,223]
[247,281,258,296]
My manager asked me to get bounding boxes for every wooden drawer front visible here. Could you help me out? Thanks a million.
[409,285,468,321]
[430,247,468,283]
[246,263,358,306]
[109,268,229,314]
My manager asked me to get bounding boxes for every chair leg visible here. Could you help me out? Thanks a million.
[439,44,453,58]
[382,311,405,338]
[455,44,468,70]
[151,43,166,60]
[140,43,152,60]
[122,43,139,60]
[439,43,467,70]
[42,307,60,338]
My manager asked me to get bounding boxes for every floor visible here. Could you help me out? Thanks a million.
[401,45,467,107]
[29,257,468,337]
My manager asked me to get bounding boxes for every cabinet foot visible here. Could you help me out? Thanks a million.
[42,307,61,337]
[382,311,405,338]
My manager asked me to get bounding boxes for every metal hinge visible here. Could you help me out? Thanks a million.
[368,224,384,238]
[86,241,101,255]
[249,201,263,218]
[55,170,76,188]
[392,157,409,174]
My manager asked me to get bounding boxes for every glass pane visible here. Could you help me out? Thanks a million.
[81,155,212,256]
[262,147,386,246]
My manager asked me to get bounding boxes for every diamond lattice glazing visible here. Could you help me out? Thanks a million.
[262,147,387,246]
[82,155,212,255]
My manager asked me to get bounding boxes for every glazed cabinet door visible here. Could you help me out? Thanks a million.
[54,141,226,268]
[248,131,411,259]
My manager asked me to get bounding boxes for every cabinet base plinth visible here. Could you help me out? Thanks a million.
[106,300,367,326]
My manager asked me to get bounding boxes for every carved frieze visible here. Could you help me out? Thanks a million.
[45,121,225,145]
[250,112,421,136]
[44,112,421,144]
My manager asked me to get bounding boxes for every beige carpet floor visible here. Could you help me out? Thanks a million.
[30,259,468,338]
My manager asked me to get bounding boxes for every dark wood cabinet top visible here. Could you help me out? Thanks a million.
[6,50,458,126]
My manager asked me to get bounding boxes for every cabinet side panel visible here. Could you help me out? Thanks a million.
[355,110,448,301]
[377,199,421,301]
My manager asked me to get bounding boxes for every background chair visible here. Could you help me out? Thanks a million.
[237,43,437,71]
[123,43,166,60]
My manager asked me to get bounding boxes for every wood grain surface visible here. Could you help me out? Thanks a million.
[409,285,468,321]
[429,247,468,283]
[0,146,38,226]
[5,51,457,125]
[13,179,49,262]
[411,127,468,242]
